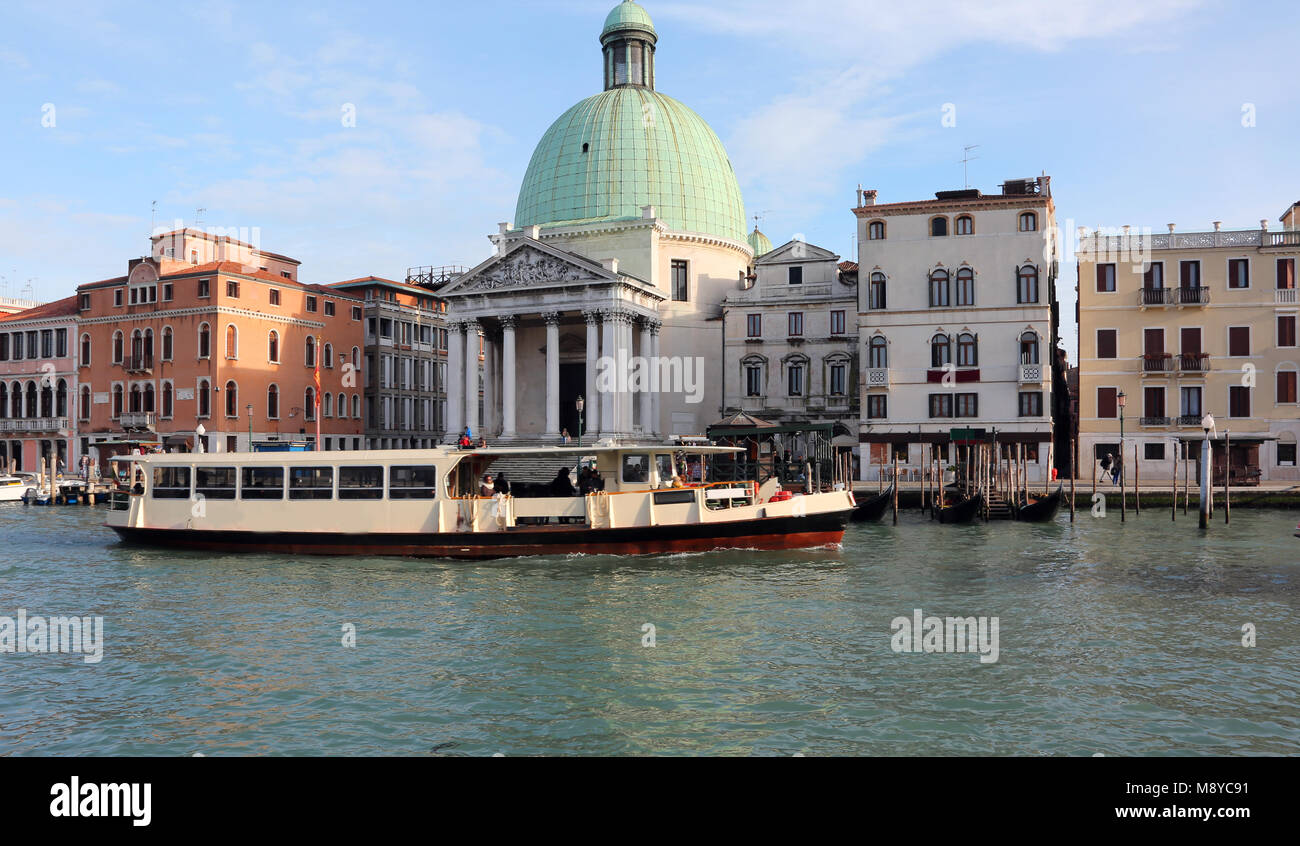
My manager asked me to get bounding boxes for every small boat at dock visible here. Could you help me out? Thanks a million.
[1017,484,1064,523]
[938,493,983,524]
[850,483,893,522]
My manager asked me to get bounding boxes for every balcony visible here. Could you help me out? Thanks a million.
[0,417,69,433]
[1263,231,1300,249]
[865,367,890,388]
[119,411,156,429]
[124,354,154,373]
[1141,353,1174,374]
[1140,416,1172,427]
[1176,286,1210,306]
[1177,352,1211,374]
[1177,414,1203,426]
[1137,288,1172,307]
[1277,289,1298,305]
[1018,363,1045,383]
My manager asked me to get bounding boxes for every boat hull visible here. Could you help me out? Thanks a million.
[850,484,893,522]
[108,509,851,559]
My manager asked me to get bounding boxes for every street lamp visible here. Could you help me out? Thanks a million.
[1200,413,1215,529]
[576,395,584,446]
[246,403,253,451]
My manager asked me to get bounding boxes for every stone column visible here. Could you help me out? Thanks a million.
[501,316,517,440]
[599,311,616,439]
[619,314,634,437]
[482,329,496,437]
[648,319,662,439]
[446,321,465,442]
[464,320,480,439]
[584,311,601,440]
[639,315,655,436]
[543,312,561,439]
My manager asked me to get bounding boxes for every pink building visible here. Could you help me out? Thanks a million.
[0,296,80,473]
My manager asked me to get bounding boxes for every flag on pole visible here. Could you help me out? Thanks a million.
[314,335,323,450]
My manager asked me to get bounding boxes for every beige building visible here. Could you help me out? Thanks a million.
[1076,203,1300,484]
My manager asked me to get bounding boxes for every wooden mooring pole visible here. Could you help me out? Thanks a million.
[891,452,899,526]
[1224,430,1231,525]
[1133,442,1140,515]
[1069,438,1077,522]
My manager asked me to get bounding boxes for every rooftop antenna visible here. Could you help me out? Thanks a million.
[960,145,980,189]
[150,200,157,235]
[752,211,772,232]
[194,207,206,231]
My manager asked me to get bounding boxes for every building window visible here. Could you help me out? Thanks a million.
[830,310,846,335]
[1018,265,1039,303]
[1229,385,1251,418]
[162,327,173,361]
[222,381,237,417]
[746,314,762,338]
[1228,326,1250,357]
[162,382,173,418]
[1145,443,1166,461]
[225,324,238,359]
[1144,262,1164,289]
[867,394,888,419]
[868,272,887,310]
[956,333,978,367]
[955,215,973,235]
[79,386,91,421]
[162,283,173,301]
[268,330,280,363]
[955,267,975,306]
[1228,258,1250,289]
[1179,260,1201,288]
[305,387,317,420]
[198,323,211,359]
[829,362,847,396]
[745,363,763,397]
[1020,331,1039,364]
[1097,387,1118,418]
[198,278,210,298]
[930,217,948,237]
[930,334,951,368]
[788,266,803,286]
[1279,315,1297,347]
[1144,386,1166,419]
[269,289,281,306]
[1096,263,1116,292]
[1018,211,1037,232]
[928,394,953,418]
[955,393,978,417]
[114,289,123,307]
[112,331,124,364]
[80,334,91,364]
[1180,386,1202,419]
[351,306,362,321]
[1278,370,1298,404]
[79,293,90,310]
[788,312,803,337]
[868,221,885,240]
[324,343,334,368]
[112,384,123,418]
[1277,258,1296,290]
[226,280,240,298]
[324,301,335,317]
[671,260,689,302]
[1019,391,1042,417]
[1096,329,1117,359]
[868,336,887,368]
[305,336,316,368]
[787,363,805,397]
[1279,443,1297,466]
[929,269,950,307]
[306,295,318,313]
[197,380,210,418]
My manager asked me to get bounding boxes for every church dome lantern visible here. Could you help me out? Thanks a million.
[601,1,658,89]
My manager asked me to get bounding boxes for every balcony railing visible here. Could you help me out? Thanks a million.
[1141,353,1173,373]
[119,411,156,429]
[865,367,890,388]
[1176,286,1210,305]
[1140,416,1172,426]
[1264,231,1300,248]
[1177,414,1203,426]
[1277,288,1298,305]
[1018,363,1044,383]
[124,354,154,372]
[0,417,68,433]
[1177,352,1211,373]
[1138,287,1172,306]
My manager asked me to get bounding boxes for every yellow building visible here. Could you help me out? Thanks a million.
[1077,204,1300,484]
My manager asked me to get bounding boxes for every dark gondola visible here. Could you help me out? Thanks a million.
[850,483,894,522]
[1017,484,1064,523]
[937,493,983,524]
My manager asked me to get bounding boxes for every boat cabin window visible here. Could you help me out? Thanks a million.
[622,454,651,483]
[195,467,237,500]
[289,466,333,500]
[242,467,285,500]
[338,466,384,500]
[656,454,674,484]
[389,465,438,499]
[152,466,191,499]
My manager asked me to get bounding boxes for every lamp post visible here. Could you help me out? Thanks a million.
[1117,390,1126,521]
[1200,413,1215,529]
[576,395,584,446]
[246,403,253,452]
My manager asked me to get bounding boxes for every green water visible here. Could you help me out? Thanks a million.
[0,503,1296,755]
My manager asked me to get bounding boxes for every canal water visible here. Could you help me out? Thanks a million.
[1,503,1296,756]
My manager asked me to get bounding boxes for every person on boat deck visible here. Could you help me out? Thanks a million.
[670,474,684,489]
[589,468,605,492]
[549,467,575,497]
[458,431,473,449]
[493,472,511,495]
[479,473,495,497]
[577,466,594,495]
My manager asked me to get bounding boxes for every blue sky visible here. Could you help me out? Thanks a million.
[3,0,1299,356]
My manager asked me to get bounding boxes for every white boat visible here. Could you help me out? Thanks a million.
[0,475,37,503]
[105,445,854,559]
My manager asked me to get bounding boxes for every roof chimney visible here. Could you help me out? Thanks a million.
[861,189,877,206]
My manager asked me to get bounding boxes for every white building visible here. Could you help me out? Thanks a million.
[855,178,1064,481]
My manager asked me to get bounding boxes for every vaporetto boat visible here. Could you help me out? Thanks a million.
[106,445,854,558]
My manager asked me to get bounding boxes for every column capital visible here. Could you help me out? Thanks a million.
[541,311,563,326]
[500,315,518,330]
[642,317,663,334]
[582,310,602,326]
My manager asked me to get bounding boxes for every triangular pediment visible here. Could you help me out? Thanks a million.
[441,239,618,296]
[758,240,840,265]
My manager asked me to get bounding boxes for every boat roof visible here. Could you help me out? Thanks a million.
[117,444,743,464]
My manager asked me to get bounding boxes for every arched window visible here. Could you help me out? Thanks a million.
[162,327,173,361]
[267,384,279,419]
[13,381,24,417]
[957,333,978,367]
[225,380,238,417]
[225,324,238,359]
[79,386,90,421]
[324,343,333,369]
[268,330,280,363]
[144,327,154,360]
[40,382,52,417]
[129,384,142,413]
[868,272,887,310]
[955,215,973,235]
[80,333,91,365]
[131,329,142,363]
[784,356,807,398]
[143,383,155,413]
[956,267,975,306]
[1017,265,1039,304]
[162,382,173,418]
[197,379,210,418]
[305,336,316,368]
[351,346,360,368]
[868,336,888,369]
[55,379,67,417]
[1019,211,1038,232]
[930,334,952,368]
[198,323,211,359]
[112,384,123,418]
[1020,331,1040,365]
[929,269,950,307]
[352,394,360,418]
[741,355,766,398]
[305,387,316,420]
[930,216,948,237]
[112,331,124,364]
[0,383,7,419]
[323,392,333,417]
[868,221,886,240]
[825,354,851,397]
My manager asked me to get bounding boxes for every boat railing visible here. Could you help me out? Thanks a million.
[108,490,131,511]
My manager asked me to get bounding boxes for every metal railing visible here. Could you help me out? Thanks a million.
[1140,416,1172,426]
[119,411,156,429]
[405,265,467,289]
[1141,354,1173,373]
[0,417,68,433]
[124,354,154,372]
[1177,352,1210,373]
[1138,288,1171,306]
[1177,414,1203,426]
[1176,286,1210,305]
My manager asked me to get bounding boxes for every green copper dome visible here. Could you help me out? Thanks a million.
[513,2,747,244]
[602,1,656,40]
[748,227,773,257]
